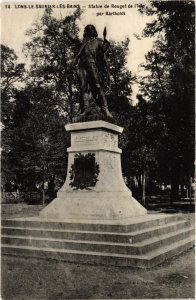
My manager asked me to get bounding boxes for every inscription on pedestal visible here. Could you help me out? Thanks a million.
[71,131,118,149]
[69,153,100,190]
[74,135,98,143]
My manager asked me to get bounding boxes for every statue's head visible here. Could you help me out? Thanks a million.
[83,25,98,39]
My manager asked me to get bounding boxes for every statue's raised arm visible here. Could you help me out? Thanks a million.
[62,22,81,46]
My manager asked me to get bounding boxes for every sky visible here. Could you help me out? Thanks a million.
[1,0,154,103]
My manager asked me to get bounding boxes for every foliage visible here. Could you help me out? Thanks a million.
[2,85,68,197]
[138,1,195,200]
[1,44,25,127]
[23,8,82,121]
[1,45,26,192]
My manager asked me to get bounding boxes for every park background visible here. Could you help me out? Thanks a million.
[1,0,195,211]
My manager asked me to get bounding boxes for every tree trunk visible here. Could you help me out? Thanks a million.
[48,177,56,200]
[180,184,183,199]
[137,175,142,201]
[170,174,179,205]
[42,189,45,206]
[142,170,146,206]
[188,177,192,205]
[186,183,189,198]
[2,185,5,201]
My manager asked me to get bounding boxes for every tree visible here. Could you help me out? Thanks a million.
[121,95,159,204]
[138,1,195,202]
[23,8,82,122]
[6,85,68,200]
[1,45,26,195]
[1,44,25,126]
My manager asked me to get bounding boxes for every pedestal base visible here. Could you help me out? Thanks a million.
[40,121,147,221]
[40,191,146,220]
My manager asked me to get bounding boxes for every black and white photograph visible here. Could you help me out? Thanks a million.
[1,0,195,299]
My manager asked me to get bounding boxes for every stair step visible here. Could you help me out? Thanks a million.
[146,235,195,267]
[1,235,194,268]
[1,219,190,243]
[2,227,194,255]
[2,213,194,267]
[1,213,185,233]
[128,220,190,242]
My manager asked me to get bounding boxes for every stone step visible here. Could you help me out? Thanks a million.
[131,227,194,254]
[1,219,191,244]
[145,236,195,268]
[1,204,43,214]
[126,220,190,243]
[1,227,194,255]
[1,213,185,233]
[1,235,194,268]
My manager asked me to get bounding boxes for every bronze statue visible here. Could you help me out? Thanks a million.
[63,24,113,118]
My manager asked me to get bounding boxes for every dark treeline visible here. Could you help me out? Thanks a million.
[1,2,195,204]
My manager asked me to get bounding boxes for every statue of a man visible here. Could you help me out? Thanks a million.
[63,24,113,118]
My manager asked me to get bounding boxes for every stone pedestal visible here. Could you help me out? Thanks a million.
[40,120,147,221]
